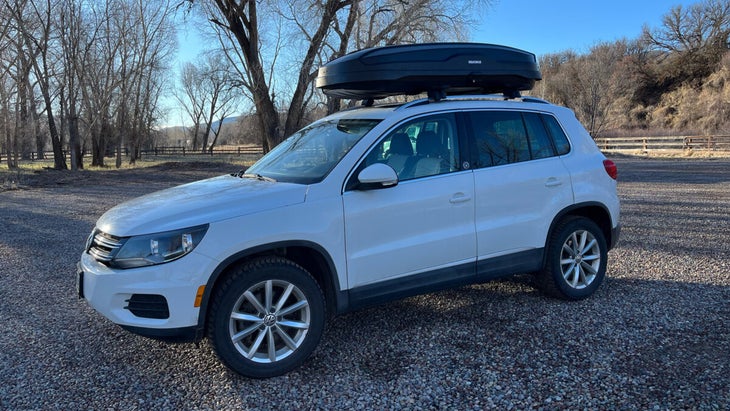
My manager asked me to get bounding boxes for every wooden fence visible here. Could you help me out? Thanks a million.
[22,145,264,161]
[140,145,263,156]
[15,136,730,162]
[594,135,730,153]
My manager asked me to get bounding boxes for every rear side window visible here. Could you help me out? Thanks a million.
[542,115,571,155]
[468,111,569,168]
[468,111,530,167]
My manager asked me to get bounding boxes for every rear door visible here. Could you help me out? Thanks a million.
[466,111,574,273]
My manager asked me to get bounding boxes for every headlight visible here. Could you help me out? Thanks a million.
[107,225,209,269]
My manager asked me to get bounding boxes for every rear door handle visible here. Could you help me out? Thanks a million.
[545,178,562,188]
[449,193,472,204]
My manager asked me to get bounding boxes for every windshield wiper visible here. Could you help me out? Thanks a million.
[237,172,276,182]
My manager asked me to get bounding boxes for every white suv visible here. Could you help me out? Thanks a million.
[78,46,620,378]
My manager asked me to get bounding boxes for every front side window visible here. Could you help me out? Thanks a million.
[246,118,381,184]
[361,114,460,181]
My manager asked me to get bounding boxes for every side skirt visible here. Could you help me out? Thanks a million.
[345,248,544,312]
[476,248,544,281]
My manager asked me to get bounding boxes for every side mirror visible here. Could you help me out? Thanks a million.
[356,163,398,190]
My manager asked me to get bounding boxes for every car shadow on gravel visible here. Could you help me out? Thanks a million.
[190,274,729,409]
[288,276,729,407]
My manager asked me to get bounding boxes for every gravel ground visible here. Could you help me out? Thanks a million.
[0,157,728,410]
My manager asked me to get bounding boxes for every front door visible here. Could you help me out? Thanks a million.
[342,113,477,293]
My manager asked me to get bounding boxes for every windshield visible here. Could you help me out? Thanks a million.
[245,118,381,184]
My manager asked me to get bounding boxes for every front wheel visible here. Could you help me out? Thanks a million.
[208,257,326,378]
[539,217,608,300]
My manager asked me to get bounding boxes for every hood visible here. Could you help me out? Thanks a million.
[96,175,308,236]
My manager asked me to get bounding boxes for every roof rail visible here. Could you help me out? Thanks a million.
[392,94,552,110]
[394,98,430,111]
[520,96,550,104]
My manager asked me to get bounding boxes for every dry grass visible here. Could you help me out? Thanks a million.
[602,148,730,159]
[0,155,259,192]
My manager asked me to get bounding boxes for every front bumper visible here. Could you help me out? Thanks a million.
[77,251,217,336]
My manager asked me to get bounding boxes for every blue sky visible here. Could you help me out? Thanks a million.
[474,0,699,56]
[176,1,701,63]
[166,0,701,126]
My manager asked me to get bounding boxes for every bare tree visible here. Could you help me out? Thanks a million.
[177,62,206,151]
[123,0,176,164]
[1,1,21,168]
[644,0,730,54]
[1,0,176,170]
[538,42,627,136]
[58,0,93,170]
[199,54,240,153]
[177,53,241,153]
[5,0,67,169]
[643,0,730,85]
[186,0,490,152]
[81,1,123,167]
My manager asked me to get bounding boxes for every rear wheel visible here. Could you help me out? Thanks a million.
[539,217,607,300]
[208,257,325,378]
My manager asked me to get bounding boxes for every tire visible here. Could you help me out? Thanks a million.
[539,216,607,300]
[207,256,326,378]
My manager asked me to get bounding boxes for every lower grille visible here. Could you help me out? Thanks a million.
[125,294,170,319]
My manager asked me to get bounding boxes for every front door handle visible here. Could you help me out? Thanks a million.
[449,193,472,204]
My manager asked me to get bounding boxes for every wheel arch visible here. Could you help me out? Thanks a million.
[194,241,345,339]
[547,202,615,256]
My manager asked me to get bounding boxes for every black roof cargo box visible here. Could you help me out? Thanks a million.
[316,43,541,100]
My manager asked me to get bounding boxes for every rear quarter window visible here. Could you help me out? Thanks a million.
[542,115,571,155]
[523,112,555,160]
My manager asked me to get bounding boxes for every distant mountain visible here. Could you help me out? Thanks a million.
[159,116,241,133]
[211,116,241,133]
[157,115,250,147]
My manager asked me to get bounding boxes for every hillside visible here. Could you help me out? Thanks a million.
[535,1,730,137]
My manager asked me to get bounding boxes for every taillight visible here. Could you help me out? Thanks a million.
[603,159,618,180]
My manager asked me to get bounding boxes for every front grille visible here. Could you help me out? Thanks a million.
[87,230,125,264]
[125,294,170,319]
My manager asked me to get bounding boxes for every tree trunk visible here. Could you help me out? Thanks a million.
[284,0,346,137]
[68,107,83,170]
[30,92,45,160]
[214,0,280,152]
[49,88,67,170]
